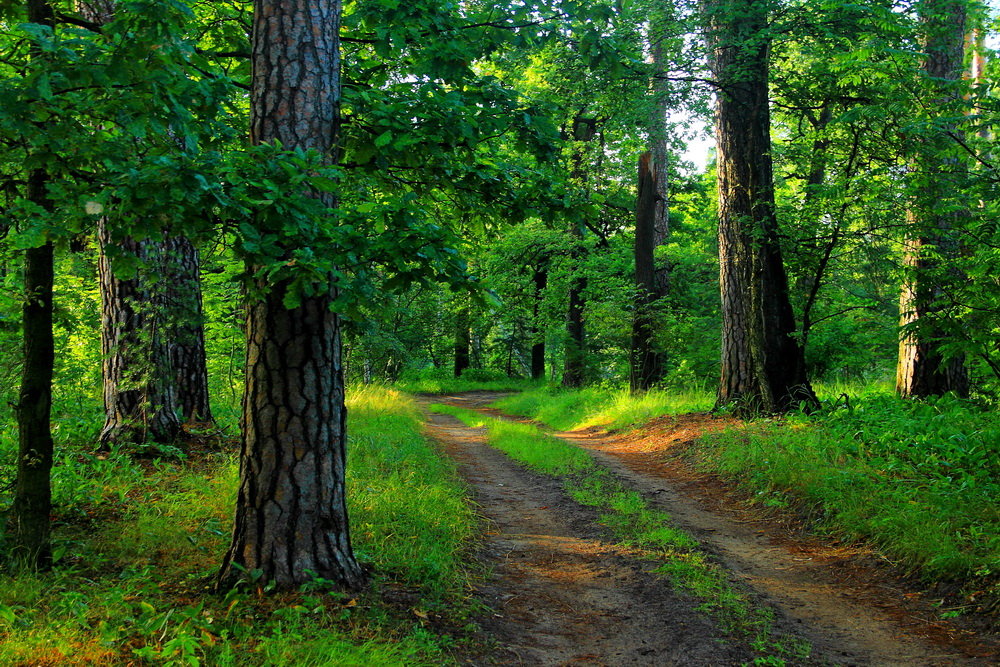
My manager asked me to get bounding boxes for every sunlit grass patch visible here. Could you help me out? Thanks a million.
[493,385,713,431]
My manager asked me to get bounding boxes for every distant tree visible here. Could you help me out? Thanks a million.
[896,0,970,398]
[630,22,673,393]
[164,236,213,425]
[217,0,365,590]
[97,226,182,446]
[707,0,817,414]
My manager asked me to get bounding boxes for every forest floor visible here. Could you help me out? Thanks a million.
[420,391,999,666]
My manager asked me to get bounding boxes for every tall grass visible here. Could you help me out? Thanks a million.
[493,384,714,431]
[0,386,477,665]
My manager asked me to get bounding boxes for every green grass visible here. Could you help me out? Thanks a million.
[429,403,810,663]
[695,394,1000,588]
[0,385,478,665]
[492,385,714,431]
[395,376,539,395]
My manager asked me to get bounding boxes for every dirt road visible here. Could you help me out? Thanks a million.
[422,392,997,666]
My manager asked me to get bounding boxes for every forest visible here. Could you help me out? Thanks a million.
[1,0,999,664]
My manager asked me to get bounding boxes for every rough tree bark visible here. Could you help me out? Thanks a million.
[896,0,969,398]
[81,0,184,446]
[630,151,668,391]
[8,0,57,569]
[709,0,817,414]
[217,0,364,590]
[97,224,182,446]
[163,236,213,424]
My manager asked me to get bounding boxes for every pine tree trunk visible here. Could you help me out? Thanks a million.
[709,0,817,414]
[218,0,363,591]
[97,223,182,446]
[896,0,969,398]
[9,167,55,569]
[163,236,213,424]
[81,0,182,446]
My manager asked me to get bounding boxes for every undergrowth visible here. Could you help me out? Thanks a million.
[0,386,478,665]
[698,394,1000,590]
[429,403,810,664]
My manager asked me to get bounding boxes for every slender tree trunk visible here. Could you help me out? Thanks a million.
[163,236,213,424]
[631,151,667,391]
[563,116,596,388]
[631,31,673,392]
[454,303,471,378]
[709,0,817,414]
[530,266,547,380]
[218,0,363,590]
[897,0,969,398]
[9,168,55,569]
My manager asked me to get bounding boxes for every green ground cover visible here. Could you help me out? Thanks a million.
[0,386,478,665]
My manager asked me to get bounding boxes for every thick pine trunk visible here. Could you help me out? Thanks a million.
[709,0,816,414]
[97,223,182,446]
[896,0,969,398]
[218,0,363,590]
[9,168,55,568]
[163,236,213,424]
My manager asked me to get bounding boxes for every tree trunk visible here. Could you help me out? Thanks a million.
[9,167,55,569]
[530,267,547,380]
[80,0,182,447]
[97,224,182,446]
[630,152,666,391]
[218,0,364,591]
[709,0,817,414]
[896,0,969,398]
[163,236,213,424]
[454,303,471,378]
[563,116,596,388]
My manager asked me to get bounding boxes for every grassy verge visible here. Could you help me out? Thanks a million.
[0,386,478,665]
[429,403,810,664]
[696,396,1000,592]
[492,384,713,431]
[489,384,1000,614]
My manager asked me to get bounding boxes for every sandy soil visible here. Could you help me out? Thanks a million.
[421,391,999,666]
